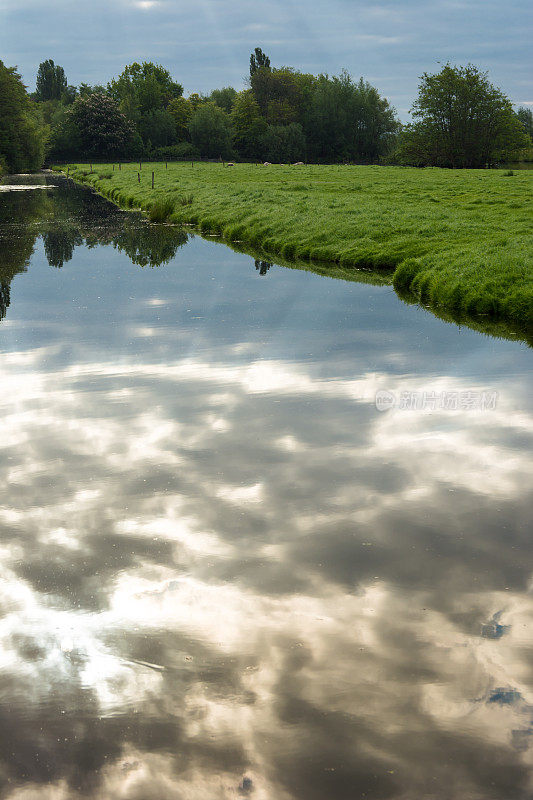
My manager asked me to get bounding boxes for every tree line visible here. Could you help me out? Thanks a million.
[1,50,531,174]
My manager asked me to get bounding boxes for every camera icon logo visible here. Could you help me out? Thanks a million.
[375,390,396,412]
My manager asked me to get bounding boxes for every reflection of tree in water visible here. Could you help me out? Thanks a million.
[0,187,48,320]
[0,175,189,321]
[255,259,272,276]
[50,178,188,269]
[42,228,83,268]
[113,224,188,268]
[79,222,188,269]
[0,281,10,321]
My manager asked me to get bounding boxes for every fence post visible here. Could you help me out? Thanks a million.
[151,171,155,189]
[165,162,168,169]
[139,162,142,170]
[112,163,115,171]
[138,172,140,183]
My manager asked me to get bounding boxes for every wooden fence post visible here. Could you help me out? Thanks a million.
[138,172,140,183]
[151,171,155,189]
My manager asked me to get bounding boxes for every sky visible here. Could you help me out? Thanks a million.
[1,0,532,121]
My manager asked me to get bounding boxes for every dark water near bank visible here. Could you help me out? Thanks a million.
[0,174,532,800]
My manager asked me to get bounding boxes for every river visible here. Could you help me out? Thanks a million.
[0,173,532,799]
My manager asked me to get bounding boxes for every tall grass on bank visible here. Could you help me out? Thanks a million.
[149,196,175,222]
[58,162,533,330]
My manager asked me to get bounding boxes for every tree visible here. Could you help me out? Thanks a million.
[35,60,67,101]
[399,64,529,167]
[78,83,107,98]
[168,96,193,141]
[0,61,47,173]
[259,123,305,162]
[138,109,176,150]
[47,103,82,159]
[107,62,183,152]
[187,93,204,112]
[209,87,237,113]
[302,72,397,163]
[231,91,267,158]
[70,93,136,157]
[189,102,233,159]
[61,85,77,105]
[251,67,304,122]
[516,107,533,141]
[108,62,183,115]
[250,48,270,77]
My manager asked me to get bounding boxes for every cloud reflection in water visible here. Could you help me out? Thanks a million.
[0,190,532,799]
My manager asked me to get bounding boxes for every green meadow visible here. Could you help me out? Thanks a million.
[59,162,533,333]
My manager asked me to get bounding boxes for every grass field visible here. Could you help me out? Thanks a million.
[58,162,533,334]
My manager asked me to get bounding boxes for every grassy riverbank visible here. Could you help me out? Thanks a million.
[57,163,533,331]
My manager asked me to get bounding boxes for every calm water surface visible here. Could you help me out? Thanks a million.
[0,175,532,799]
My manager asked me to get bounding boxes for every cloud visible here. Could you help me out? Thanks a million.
[1,0,531,114]
[133,0,160,8]
[352,34,406,45]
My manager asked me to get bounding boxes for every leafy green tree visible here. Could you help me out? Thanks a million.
[189,102,233,158]
[35,60,67,101]
[168,97,191,140]
[516,107,533,140]
[70,93,136,157]
[251,66,305,123]
[0,61,47,172]
[61,85,77,105]
[259,123,305,162]
[108,62,183,115]
[249,48,270,77]
[353,78,398,161]
[47,103,82,159]
[266,97,298,125]
[231,91,267,158]
[399,64,528,167]
[209,87,237,113]
[187,93,204,112]
[138,109,176,150]
[78,83,107,98]
[303,72,397,162]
